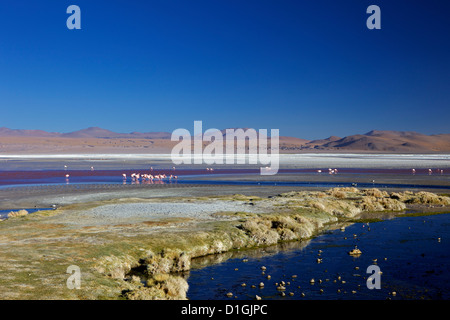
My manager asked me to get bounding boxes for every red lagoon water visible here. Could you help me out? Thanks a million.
[0,168,446,187]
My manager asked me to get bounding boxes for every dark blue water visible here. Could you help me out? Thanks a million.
[186,213,450,300]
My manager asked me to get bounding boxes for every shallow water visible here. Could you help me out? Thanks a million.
[185,213,450,300]
[0,168,449,190]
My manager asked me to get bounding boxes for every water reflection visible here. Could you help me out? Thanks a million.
[185,214,450,300]
[188,240,312,272]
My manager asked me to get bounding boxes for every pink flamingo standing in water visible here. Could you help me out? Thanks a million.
[121,170,180,184]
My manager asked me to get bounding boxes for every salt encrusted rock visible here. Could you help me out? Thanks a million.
[348,246,362,256]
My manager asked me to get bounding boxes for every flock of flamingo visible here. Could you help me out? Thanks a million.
[62,167,219,179]
[414,168,445,175]
[62,166,445,183]
[123,172,178,182]
[316,168,445,175]
[63,166,182,184]
[317,168,339,174]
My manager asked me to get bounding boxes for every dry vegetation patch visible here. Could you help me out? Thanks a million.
[1,189,449,300]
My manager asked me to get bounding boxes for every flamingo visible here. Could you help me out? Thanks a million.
[122,173,127,179]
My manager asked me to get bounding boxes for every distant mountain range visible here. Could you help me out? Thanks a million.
[293,130,450,152]
[0,126,172,139]
[1,126,450,153]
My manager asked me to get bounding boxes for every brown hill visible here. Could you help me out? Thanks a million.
[61,127,122,139]
[128,132,172,139]
[61,127,173,139]
[306,136,341,147]
[322,131,450,152]
[0,127,60,138]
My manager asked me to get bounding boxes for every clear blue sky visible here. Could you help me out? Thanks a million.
[0,0,449,139]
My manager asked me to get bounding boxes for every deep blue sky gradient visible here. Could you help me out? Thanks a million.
[0,0,449,139]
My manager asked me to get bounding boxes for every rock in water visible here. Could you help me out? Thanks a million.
[348,246,362,256]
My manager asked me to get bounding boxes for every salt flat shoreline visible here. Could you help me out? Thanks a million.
[1,179,450,300]
[1,156,450,300]
[1,185,448,300]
